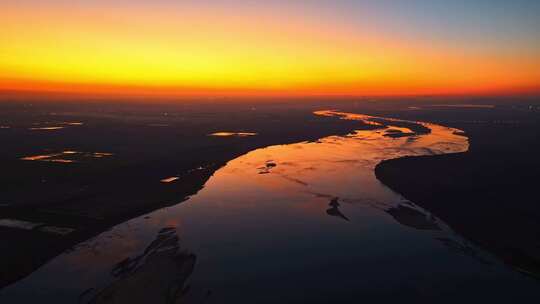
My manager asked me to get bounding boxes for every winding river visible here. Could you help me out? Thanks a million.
[2,111,538,303]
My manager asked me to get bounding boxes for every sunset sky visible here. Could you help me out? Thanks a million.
[1,0,540,98]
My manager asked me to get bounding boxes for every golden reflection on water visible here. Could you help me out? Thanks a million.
[20,151,114,163]
[28,126,65,131]
[92,152,114,158]
[27,121,84,130]
[314,110,468,156]
[209,132,258,137]
[160,176,180,183]
[204,123,463,209]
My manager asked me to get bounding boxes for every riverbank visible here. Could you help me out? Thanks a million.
[374,101,540,277]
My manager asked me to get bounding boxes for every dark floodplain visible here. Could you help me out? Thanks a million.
[0,97,539,303]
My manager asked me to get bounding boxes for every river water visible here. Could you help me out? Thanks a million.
[2,111,538,303]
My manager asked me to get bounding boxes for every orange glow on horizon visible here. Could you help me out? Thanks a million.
[1,2,539,99]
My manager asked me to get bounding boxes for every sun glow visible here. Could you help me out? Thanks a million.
[1,1,539,98]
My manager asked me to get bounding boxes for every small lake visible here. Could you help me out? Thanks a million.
[2,111,538,303]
